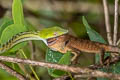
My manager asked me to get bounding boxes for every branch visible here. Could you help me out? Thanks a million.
[0,61,26,80]
[0,56,119,79]
[113,0,119,45]
[28,41,36,60]
[89,56,120,69]
[74,74,93,78]
[102,0,113,45]
[53,75,69,80]
[117,38,120,45]
[114,0,119,44]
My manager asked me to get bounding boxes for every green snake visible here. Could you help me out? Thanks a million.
[0,27,68,53]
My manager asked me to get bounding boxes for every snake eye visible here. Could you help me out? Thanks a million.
[53,32,58,36]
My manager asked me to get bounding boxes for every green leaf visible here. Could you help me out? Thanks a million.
[46,49,63,77]
[46,49,71,77]
[24,20,36,31]
[52,52,71,77]
[58,51,71,65]
[0,68,18,80]
[0,24,27,52]
[0,18,13,38]
[12,0,24,25]
[46,49,63,63]
[82,16,106,43]
[82,16,109,63]
[84,15,120,78]
[82,16,110,80]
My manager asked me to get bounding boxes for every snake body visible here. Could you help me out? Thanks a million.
[0,27,68,53]
[0,31,45,53]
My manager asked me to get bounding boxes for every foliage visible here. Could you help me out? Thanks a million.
[83,16,120,80]
[46,49,71,77]
[0,0,72,79]
[0,0,27,79]
[0,0,119,80]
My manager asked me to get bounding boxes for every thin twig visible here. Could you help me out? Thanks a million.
[89,56,120,69]
[19,49,40,80]
[74,74,93,78]
[103,0,113,45]
[28,41,36,60]
[16,52,35,80]
[0,56,119,79]
[117,38,120,45]
[113,0,119,45]
[53,75,69,80]
[0,61,26,80]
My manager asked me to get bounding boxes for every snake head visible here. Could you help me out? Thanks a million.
[38,27,68,39]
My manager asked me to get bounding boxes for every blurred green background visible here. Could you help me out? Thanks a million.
[0,0,119,80]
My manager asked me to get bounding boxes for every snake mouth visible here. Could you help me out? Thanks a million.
[47,37,58,46]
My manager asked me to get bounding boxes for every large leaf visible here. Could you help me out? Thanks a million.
[82,16,108,63]
[46,49,63,77]
[0,68,17,80]
[82,16,111,80]
[52,52,71,77]
[58,51,71,65]
[46,49,63,63]
[0,18,13,38]
[0,0,27,53]
[46,49,71,77]
[82,16,106,43]
[12,0,24,25]
[0,24,27,53]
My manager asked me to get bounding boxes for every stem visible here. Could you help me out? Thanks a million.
[113,0,119,45]
[0,56,120,79]
[102,0,113,45]
[20,49,40,80]
[0,62,25,80]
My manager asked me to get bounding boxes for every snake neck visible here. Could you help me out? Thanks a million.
[0,31,46,53]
